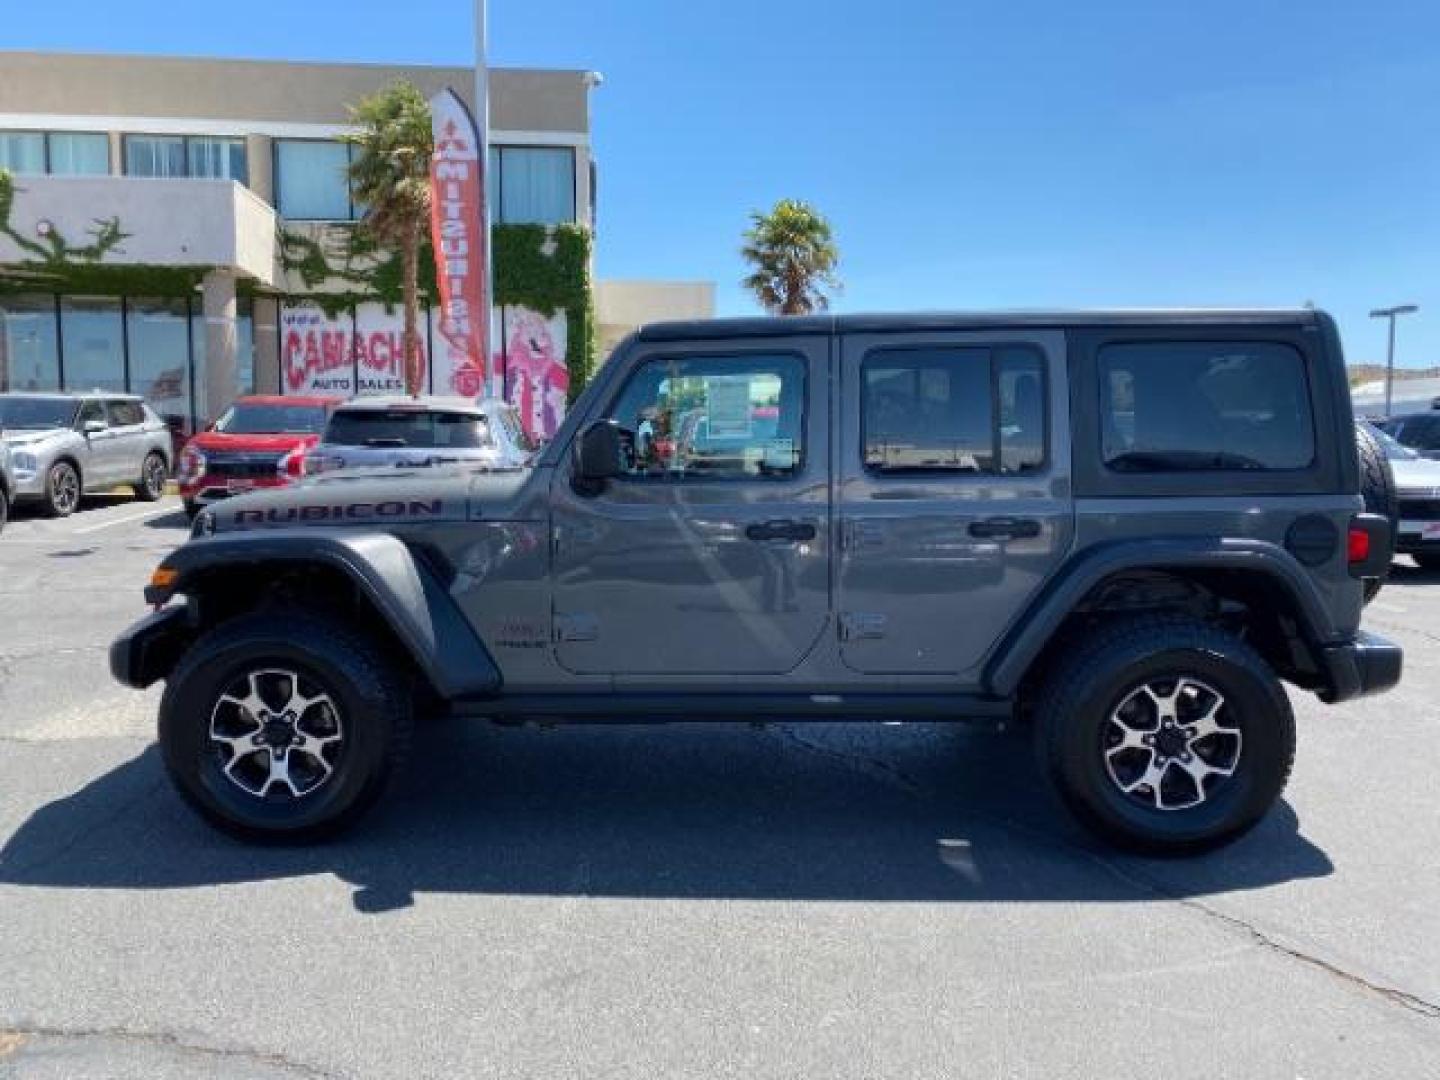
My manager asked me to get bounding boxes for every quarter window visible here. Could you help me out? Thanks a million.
[606,354,806,480]
[862,345,1046,474]
[1100,341,1314,472]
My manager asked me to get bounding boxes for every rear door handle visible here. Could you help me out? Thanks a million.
[968,516,1041,540]
[746,519,817,544]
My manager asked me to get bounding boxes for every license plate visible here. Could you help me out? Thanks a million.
[226,479,256,493]
[1423,522,1440,540]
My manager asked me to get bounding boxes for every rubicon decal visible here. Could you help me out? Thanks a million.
[233,500,444,525]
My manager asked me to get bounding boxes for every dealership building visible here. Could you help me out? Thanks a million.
[0,50,712,436]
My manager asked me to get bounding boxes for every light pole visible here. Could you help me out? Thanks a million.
[474,0,495,399]
[1370,304,1419,417]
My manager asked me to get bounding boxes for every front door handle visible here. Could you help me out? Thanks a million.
[746,519,817,544]
[968,516,1041,540]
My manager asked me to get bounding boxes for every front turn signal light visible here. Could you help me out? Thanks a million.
[150,567,179,592]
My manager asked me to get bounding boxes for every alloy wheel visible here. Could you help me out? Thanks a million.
[51,465,79,515]
[1101,677,1243,811]
[209,668,345,800]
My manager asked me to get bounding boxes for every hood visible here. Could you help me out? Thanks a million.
[2,428,68,447]
[1390,454,1440,495]
[204,463,531,533]
[188,431,321,454]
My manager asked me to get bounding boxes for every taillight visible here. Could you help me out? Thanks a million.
[1348,527,1371,564]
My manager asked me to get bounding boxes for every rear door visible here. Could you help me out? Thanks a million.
[104,399,150,483]
[836,329,1073,679]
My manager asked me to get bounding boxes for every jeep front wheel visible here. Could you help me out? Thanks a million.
[1034,614,1295,854]
[159,612,413,841]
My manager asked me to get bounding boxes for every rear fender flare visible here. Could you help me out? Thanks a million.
[984,538,1344,698]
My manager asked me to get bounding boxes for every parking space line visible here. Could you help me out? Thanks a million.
[71,505,176,534]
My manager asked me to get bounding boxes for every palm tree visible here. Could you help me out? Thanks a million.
[740,199,840,315]
[345,80,433,396]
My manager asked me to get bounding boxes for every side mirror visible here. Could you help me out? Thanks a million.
[575,420,624,484]
[83,420,106,435]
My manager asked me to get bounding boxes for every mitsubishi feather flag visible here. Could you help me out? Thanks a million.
[429,87,490,398]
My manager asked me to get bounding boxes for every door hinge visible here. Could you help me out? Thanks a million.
[554,613,599,642]
[839,612,887,641]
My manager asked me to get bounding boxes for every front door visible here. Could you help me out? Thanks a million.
[73,399,116,487]
[551,336,831,677]
[836,329,1073,680]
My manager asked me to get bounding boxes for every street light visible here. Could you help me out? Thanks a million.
[1370,304,1419,417]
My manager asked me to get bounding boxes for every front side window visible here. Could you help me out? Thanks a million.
[863,345,1046,474]
[324,409,491,450]
[1100,341,1314,472]
[605,354,805,480]
[275,140,353,220]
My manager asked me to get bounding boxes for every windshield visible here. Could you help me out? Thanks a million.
[1362,421,1419,461]
[215,403,329,435]
[0,397,77,430]
[323,409,492,450]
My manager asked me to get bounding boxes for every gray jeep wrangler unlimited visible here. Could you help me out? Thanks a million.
[112,310,1401,853]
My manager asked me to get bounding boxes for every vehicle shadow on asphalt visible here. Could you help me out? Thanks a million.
[0,721,1332,912]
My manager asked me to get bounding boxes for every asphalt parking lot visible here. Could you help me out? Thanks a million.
[1,496,1438,1078]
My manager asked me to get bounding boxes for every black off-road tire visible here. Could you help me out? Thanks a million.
[134,452,168,502]
[0,484,8,533]
[1034,614,1296,855]
[159,611,413,842]
[44,460,81,518]
[1357,424,1398,604]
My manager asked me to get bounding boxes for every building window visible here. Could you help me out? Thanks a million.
[124,134,186,178]
[491,146,575,224]
[59,297,126,394]
[127,298,191,435]
[275,139,354,220]
[47,133,110,176]
[123,134,247,183]
[1100,341,1315,472]
[0,132,46,174]
[862,345,1047,475]
[187,137,247,183]
[0,295,61,391]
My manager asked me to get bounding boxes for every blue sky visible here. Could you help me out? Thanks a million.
[8,0,1439,366]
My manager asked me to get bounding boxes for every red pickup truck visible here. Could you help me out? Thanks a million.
[177,395,343,518]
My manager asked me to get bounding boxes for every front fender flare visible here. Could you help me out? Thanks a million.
[983,537,1344,698]
[144,530,501,699]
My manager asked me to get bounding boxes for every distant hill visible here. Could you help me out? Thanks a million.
[1349,364,1440,387]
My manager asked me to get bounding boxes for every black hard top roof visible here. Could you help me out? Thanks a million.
[637,309,1323,342]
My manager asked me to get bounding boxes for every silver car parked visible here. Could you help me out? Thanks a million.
[305,395,535,475]
[0,392,172,517]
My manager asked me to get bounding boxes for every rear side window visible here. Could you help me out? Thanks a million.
[107,400,146,426]
[862,345,1046,474]
[1100,342,1314,472]
[324,409,492,450]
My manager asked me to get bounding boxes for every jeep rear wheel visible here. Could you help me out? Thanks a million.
[1034,614,1295,854]
[159,612,412,841]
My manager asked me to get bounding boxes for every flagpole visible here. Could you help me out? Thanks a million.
[474,0,496,399]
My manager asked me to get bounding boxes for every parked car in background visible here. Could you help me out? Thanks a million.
[0,392,171,517]
[1374,410,1440,459]
[1360,420,1440,571]
[0,434,13,532]
[177,395,342,518]
[305,395,534,475]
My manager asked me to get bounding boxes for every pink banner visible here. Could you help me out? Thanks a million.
[428,88,490,399]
